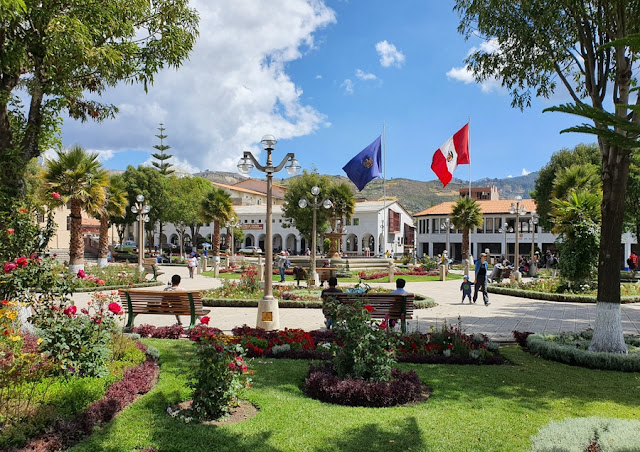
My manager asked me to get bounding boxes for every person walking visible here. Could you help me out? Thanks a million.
[187,252,198,279]
[277,251,288,282]
[628,252,638,278]
[460,275,472,303]
[473,253,490,306]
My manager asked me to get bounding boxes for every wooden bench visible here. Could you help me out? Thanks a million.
[120,289,209,329]
[142,257,164,281]
[315,267,337,286]
[330,292,414,333]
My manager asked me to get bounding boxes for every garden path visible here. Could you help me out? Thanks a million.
[70,265,640,341]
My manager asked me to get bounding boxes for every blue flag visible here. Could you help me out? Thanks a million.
[342,135,382,191]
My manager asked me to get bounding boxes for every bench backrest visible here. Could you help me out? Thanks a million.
[120,289,204,315]
[331,293,414,320]
[143,257,157,267]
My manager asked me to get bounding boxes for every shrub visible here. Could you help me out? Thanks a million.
[324,297,398,382]
[530,417,640,452]
[189,331,251,421]
[31,291,124,378]
[304,366,426,407]
[132,324,185,339]
[512,330,534,348]
[526,331,640,372]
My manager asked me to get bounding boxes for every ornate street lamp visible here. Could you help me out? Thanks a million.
[440,218,454,262]
[237,135,301,330]
[509,196,527,277]
[498,222,513,263]
[298,186,332,285]
[225,218,241,256]
[529,211,538,259]
[130,194,150,273]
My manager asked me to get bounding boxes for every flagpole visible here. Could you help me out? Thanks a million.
[467,117,471,197]
[382,123,387,258]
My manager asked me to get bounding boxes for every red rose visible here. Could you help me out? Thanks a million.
[108,302,122,315]
[63,305,77,316]
[98,279,105,286]
[363,305,374,313]
[7,228,14,235]
[3,262,17,274]
[18,207,26,214]
[200,316,210,325]
[52,192,61,199]
[16,256,28,267]
[77,269,86,278]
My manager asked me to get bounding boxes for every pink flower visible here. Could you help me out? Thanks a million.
[363,305,374,313]
[52,192,61,200]
[15,256,28,267]
[77,269,86,279]
[200,316,210,325]
[108,302,122,315]
[7,228,14,235]
[3,262,17,274]
[63,305,77,317]
[98,279,105,286]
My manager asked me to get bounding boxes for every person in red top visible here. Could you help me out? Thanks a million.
[629,252,638,277]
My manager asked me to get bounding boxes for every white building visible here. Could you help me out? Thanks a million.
[161,200,415,257]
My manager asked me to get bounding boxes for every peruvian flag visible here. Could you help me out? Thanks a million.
[430,123,470,187]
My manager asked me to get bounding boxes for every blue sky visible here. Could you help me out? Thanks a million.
[58,0,594,183]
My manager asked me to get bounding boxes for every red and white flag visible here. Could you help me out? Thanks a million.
[430,123,470,187]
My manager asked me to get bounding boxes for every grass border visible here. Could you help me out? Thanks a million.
[526,332,640,372]
[202,297,436,309]
[487,285,640,303]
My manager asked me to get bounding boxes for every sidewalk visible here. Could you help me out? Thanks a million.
[72,266,640,341]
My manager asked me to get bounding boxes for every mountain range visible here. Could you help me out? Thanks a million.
[194,170,539,215]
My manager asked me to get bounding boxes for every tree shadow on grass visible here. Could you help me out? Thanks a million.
[315,417,424,452]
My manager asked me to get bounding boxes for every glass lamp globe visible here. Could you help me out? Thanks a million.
[322,199,333,209]
[237,156,254,175]
[298,198,308,209]
[285,158,301,176]
[311,186,320,196]
[260,135,277,151]
[131,205,138,214]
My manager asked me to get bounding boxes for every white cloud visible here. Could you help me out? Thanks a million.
[447,38,504,93]
[315,74,323,79]
[521,168,531,176]
[507,175,513,178]
[375,40,405,68]
[59,0,336,173]
[341,79,354,94]
[355,69,377,81]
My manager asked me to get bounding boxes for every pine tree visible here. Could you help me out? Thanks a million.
[151,123,174,175]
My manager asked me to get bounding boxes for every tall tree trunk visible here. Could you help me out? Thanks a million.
[589,143,629,353]
[213,220,220,255]
[68,200,85,273]
[97,213,109,267]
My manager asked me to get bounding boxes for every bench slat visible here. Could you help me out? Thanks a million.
[329,293,415,333]
[120,289,208,330]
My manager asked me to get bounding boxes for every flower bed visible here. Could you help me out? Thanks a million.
[304,366,428,407]
[357,269,439,280]
[524,331,640,372]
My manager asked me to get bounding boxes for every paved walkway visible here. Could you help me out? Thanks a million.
[72,265,640,341]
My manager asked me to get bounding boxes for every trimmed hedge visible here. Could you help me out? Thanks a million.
[488,285,640,303]
[73,281,163,292]
[531,417,640,451]
[526,332,640,372]
[202,297,436,309]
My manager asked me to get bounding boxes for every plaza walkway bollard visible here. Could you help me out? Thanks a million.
[258,256,264,282]
[440,264,447,281]
[213,261,219,277]
[388,262,394,283]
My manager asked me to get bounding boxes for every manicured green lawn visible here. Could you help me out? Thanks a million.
[70,340,640,452]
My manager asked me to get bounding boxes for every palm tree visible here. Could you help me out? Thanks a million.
[200,187,233,258]
[450,196,483,273]
[45,146,108,273]
[552,163,601,201]
[96,175,128,267]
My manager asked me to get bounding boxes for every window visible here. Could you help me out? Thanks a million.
[353,218,359,226]
[279,219,282,223]
[485,217,493,234]
[251,220,254,223]
[66,216,71,231]
[345,218,351,226]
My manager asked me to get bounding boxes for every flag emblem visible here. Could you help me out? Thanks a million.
[343,135,382,191]
[446,150,454,162]
[362,157,374,168]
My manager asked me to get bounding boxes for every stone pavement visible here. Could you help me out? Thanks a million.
[72,265,640,342]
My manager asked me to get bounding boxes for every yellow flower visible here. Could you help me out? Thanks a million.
[5,311,17,320]
[10,335,21,342]
[37,338,43,344]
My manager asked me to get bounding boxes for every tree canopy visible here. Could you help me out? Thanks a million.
[0,0,199,198]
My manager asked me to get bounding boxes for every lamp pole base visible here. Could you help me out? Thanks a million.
[256,295,280,331]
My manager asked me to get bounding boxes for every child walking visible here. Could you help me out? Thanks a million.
[460,275,472,303]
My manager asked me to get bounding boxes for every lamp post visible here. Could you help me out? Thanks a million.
[237,135,301,330]
[509,196,527,277]
[440,218,454,262]
[130,194,150,273]
[498,222,512,263]
[529,211,538,259]
[225,218,241,256]
[298,186,332,285]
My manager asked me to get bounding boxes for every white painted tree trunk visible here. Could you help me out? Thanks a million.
[68,263,84,275]
[588,302,628,354]
[97,257,109,268]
